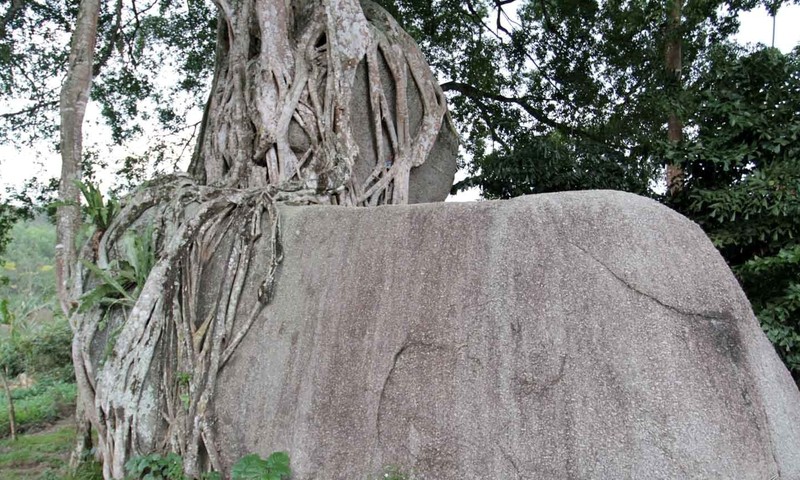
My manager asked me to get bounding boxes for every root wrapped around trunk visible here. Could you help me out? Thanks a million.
[188,0,456,205]
[71,1,457,477]
[73,176,288,477]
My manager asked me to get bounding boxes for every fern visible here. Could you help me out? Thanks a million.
[75,180,120,232]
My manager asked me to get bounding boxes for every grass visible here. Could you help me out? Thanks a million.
[0,423,74,478]
[0,379,102,479]
[0,381,77,437]
[0,421,102,480]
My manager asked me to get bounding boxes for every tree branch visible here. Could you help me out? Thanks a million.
[440,80,622,149]
[92,0,123,75]
[0,100,59,119]
[0,0,25,39]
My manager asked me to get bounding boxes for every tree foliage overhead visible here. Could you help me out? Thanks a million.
[376,0,762,195]
[667,46,800,376]
[0,0,790,192]
[0,0,216,185]
[0,0,75,146]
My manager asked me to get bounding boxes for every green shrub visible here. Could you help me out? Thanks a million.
[69,459,105,480]
[0,381,76,437]
[79,227,156,315]
[123,451,291,480]
[19,319,74,382]
[125,452,185,480]
[76,181,120,232]
[0,336,24,378]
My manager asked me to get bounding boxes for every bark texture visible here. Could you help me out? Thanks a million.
[72,1,457,477]
[188,0,455,205]
[665,0,683,194]
[74,176,286,477]
[57,0,100,468]
[57,0,99,317]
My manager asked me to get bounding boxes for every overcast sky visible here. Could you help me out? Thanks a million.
[2,5,799,199]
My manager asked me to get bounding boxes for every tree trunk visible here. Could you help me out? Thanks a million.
[71,1,453,477]
[1,366,16,441]
[188,0,449,205]
[58,0,100,467]
[665,0,683,194]
[57,0,100,317]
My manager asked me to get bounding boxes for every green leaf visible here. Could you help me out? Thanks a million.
[231,454,269,480]
[80,259,136,304]
[265,451,291,477]
[231,452,291,480]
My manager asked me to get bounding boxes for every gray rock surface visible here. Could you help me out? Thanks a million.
[214,191,800,479]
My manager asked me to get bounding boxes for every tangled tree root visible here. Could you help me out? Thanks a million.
[71,1,456,477]
[73,175,292,478]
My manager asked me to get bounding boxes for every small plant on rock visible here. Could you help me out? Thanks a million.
[79,226,156,314]
[231,452,291,480]
[124,452,185,480]
[76,181,120,233]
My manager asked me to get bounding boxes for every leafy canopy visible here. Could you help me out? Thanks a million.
[668,46,800,375]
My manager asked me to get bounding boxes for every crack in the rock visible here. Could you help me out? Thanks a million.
[375,340,460,449]
[566,240,732,322]
[497,444,522,479]
[376,342,409,443]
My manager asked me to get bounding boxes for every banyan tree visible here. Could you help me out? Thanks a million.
[67,0,457,477]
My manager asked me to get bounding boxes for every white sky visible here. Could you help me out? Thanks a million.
[736,3,800,50]
[1,5,799,201]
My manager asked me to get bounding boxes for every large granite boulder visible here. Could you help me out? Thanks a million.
[214,191,800,479]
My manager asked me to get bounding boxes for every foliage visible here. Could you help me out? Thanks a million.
[0,381,77,437]
[667,46,800,379]
[1,0,216,187]
[0,200,28,257]
[230,452,291,480]
[2,0,778,196]
[0,196,34,292]
[457,133,655,199]
[0,329,23,378]
[0,219,73,381]
[125,452,185,480]
[17,318,74,382]
[377,0,763,198]
[121,451,289,480]
[0,422,103,480]
[76,181,120,232]
[79,226,156,314]
[0,0,73,148]
[0,215,57,317]
[68,459,106,480]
